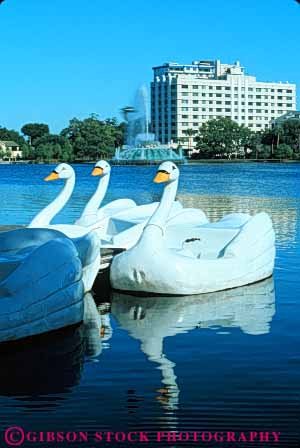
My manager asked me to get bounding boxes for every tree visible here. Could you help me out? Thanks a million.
[182,128,198,155]
[34,134,73,161]
[281,119,300,155]
[0,126,26,146]
[194,117,253,159]
[21,123,49,146]
[273,144,293,159]
[61,115,123,159]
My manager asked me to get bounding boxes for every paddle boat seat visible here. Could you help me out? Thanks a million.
[166,213,251,260]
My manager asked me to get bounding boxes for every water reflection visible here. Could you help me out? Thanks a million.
[111,278,275,412]
[0,293,111,410]
[82,293,112,357]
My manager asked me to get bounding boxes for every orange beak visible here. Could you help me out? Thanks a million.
[92,167,104,176]
[153,171,170,183]
[44,171,59,181]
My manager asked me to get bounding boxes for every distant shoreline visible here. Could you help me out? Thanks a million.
[0,159,299,166]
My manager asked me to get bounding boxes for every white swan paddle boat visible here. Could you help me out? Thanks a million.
[110,161,276,295]
[28,163,100,292]
[0,227,84,343]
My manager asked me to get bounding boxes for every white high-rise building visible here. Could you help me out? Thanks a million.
[151,60,297,149]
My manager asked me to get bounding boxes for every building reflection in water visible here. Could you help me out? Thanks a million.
[111,277,275,415]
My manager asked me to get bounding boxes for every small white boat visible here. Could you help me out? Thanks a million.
[0,227,84,343]
[110,162,276,295]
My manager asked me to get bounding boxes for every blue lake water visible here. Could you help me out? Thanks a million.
[0,163,299,447]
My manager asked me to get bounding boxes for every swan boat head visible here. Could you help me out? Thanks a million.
[153,161,180,185]
[45,163,75,182]
[91,160,111,178]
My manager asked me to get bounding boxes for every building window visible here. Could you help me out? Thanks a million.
[216,93,222,97]
[193,107,199,111]
[256,88,261,92]
[225,108,231,112]
[225,87,230,90]
[216,101,222,104]
[182,100,188,104]
[182,115,188,118]
[193,85,198,89]
[193,100,199,104]
[182,85,188,88]
[216,86,222,90]
[225,94,230,97]
[209,86,213,90]
[182,93,188,96]
[202,93,206,97]
[225,101,231,105]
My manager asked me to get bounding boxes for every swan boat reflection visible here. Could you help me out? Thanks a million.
[111,278,275,410]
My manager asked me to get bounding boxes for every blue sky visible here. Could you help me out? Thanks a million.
[0,0,299,133]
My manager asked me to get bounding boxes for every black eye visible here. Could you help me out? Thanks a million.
[172,165,176,170]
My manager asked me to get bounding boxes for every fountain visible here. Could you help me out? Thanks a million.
[111,86,186,165]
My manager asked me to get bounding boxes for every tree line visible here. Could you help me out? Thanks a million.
[0,114,125,162]
[1,115,300,162]
[183,117,300,160]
